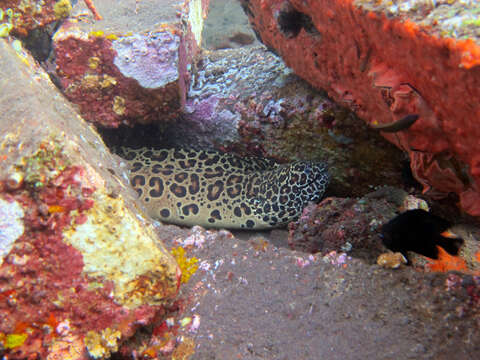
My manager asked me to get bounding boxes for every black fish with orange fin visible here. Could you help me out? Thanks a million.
[380,209,463,260]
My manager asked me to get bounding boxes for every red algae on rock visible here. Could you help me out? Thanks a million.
[54,28,185,127]
[0,39,181,359]
[240,0,480,217]
[0,141,181,359]
[0,0,71,37]
[0,158,99,359]
[53,0,209,128]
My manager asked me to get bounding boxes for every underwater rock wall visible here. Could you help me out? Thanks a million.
[240,0,480,217]
[0,39,180,359]
[53,0,209,127]
[165,45,407,197]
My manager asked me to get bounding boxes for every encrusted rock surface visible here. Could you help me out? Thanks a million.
[53,0,209,127]
[0,38,179,359]
[288,186,480,273]
[116,45,407,197]
[0,0,72,37]
[288,196,393,259]
[240,0,480,217]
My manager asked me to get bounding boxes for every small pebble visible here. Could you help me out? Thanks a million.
[377,252,407,269]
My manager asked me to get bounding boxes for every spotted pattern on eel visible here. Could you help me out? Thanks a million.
[119,147,329,229]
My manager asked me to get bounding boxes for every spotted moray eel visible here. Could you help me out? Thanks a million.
[119,147,329,229]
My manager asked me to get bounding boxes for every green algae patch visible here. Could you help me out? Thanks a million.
[54,0,72,19]
[22,138,70,189]
[171,247,199,284]
[64,193,179,308]
[4,333,28,349]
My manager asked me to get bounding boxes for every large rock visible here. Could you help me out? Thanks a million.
[240,0,480,217]
[156,215,480,359]
[0,39,179,359]
[53,0,209,127]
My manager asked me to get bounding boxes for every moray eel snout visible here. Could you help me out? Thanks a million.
[246,161,329,228]
[303,162,329,193]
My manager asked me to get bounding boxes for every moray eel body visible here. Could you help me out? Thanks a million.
[120,147,329,229]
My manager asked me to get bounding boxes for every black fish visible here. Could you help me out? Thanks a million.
[380,209,463,260]
[371,114,419,133]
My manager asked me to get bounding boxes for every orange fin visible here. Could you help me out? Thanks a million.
[440,230,460,239]
[426,246,467,273]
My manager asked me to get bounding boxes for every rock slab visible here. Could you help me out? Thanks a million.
[0,39,179,359]
[240,0,480,217]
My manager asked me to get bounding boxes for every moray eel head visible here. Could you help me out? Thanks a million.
[250,161,329,227]
[291,161,330,203]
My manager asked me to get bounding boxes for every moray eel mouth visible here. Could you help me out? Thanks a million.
[119,147,329,230]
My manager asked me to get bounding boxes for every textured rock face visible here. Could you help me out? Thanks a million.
[240,0,480,217]
[53,0,209,127]
[0,39,179,359]
[0,0,72,37]
[158,45,407,197]
[288,187,480,274]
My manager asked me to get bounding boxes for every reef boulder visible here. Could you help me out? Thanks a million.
[53,0,209,127]
[0,38,179,359]
[240,0,480,217]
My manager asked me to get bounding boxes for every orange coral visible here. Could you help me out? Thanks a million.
[456,39,480,69]
[46,313,59,330]
[84,0,103,21]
